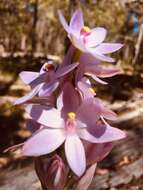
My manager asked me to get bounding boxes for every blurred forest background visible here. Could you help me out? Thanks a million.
[0,0,143,189]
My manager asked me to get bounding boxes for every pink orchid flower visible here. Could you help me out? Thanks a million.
[14,61,79,105]
[58,9,123,62]
[22,83,125,176]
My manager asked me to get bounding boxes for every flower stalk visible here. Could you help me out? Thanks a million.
[9,9,126,190]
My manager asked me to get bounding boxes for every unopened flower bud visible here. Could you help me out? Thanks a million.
[35,154,68,190]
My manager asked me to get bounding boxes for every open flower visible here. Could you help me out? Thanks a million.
[22,83,125,176]
[14,61,79,105]
[58,9,123,62]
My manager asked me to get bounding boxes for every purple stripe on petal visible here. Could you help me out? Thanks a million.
[22,128,65,156]
[65,135,86,177]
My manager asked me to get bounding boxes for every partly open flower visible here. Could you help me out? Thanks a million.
[22,83,125,176]
[14,61,79,105]
[58,9,123,62]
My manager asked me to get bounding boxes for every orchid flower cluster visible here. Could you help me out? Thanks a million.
[14,10,126,190]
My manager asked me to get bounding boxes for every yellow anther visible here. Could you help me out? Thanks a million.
[81,26,91,34]
[68,112,76,119]
[89,87,95,94]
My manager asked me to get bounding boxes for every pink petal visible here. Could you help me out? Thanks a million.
[30,73,47,88]
[83,141,114,164]
[77,98,102,125]
[38,80,59,96]
[93,98,117,120]
[62,83,81,116]
[77,80,95,99]
[85,27,107,47]
[76,163,97,190]
[26,105,64,128]
[65,135,86,176]
[78,128,105,143]
[95,43,123,54]
[87,122,126,143]
[62,45,75,66]
[14,84,42,105]
[90,98,117,120]
[57,92,63,111]
[19,71,39,85]
[22,128,65,156]
[85,72,108,84]
[85,65,121,78]
[58,10,70,33]
[69,34,86,52]
[101,108,117,120]
[55,62,79,78]
[79,53,100,66]
[75,65,84,82]
[91,52,115,62]
[26,96,55,107]
[69,9,84,35]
